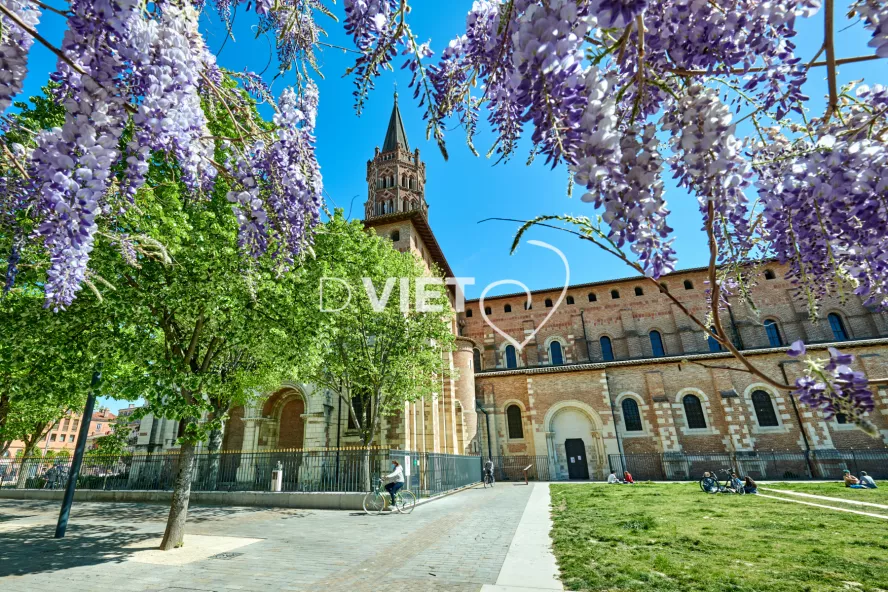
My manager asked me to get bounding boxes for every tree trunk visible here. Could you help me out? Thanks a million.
[159,439,196,550]
[362,445,371,492]
[15,443,36,489]
[202,427,223,490]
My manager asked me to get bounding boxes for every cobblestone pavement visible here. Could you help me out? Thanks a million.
[0,483,534,592]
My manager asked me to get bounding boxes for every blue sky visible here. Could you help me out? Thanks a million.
[13,2,880,410]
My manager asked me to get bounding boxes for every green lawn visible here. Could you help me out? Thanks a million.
[762,481,888,505]
[550,483,888,592]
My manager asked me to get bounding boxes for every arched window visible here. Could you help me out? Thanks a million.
[764,319,783,347]
[751,390,779,427]
[650,330,665,357]
[465,309,472,318]
[588,293,597,302]
[611,289,620,299]
[506,404,524,438]
[377,178,383,189]
[621,399,643,431]
[389,175,395,187]
[683,280,694,290]
[549,341,564,365]
[410,176,415,189]
[828,313,849,341]
[544,298,553,308]
[473,348,482,371]
[634,287,644,296]
[505,345,518,369]
[708,326,723,352]
[524,301,532,310]
[600,336,614,362]
[682,394,707,429]
[504,304,512,313]
[402,173,408,187]
[484,306,492,315]
[764,269,776,280]
[391,230,400,242]
[566,295,575,305]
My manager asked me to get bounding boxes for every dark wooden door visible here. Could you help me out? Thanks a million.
[565,439,589,480]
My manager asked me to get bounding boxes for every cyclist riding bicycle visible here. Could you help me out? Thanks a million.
[483,459,494,481]
[383,459,405,511]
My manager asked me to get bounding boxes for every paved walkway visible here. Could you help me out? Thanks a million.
[0,482,550,592]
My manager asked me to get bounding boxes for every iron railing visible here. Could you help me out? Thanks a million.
[0,448,481,497]
[482,455,552,482]
[608,449,888,481]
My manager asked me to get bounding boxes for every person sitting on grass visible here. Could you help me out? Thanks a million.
[623,471,635,484]
[859,471,878,489]
[607,471,622,484]
[728,472,743,493]
[701,471,718,493]
[843,470,866,489]
[743,476,758,495]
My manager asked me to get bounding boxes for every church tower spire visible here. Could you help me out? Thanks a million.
[365,93,427,220]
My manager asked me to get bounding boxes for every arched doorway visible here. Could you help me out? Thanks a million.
[548,403,605,481]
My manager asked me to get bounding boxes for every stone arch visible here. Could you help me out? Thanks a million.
[261,386,308,450]
[544,401,607,480]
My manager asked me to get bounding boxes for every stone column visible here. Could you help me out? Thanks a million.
[453,337,478,454]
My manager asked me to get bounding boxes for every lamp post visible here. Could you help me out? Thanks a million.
[55,366,102,538]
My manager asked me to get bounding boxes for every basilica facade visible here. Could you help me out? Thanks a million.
[140,96,888,482]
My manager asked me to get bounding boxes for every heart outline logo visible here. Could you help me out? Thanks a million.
[479,240,570,353]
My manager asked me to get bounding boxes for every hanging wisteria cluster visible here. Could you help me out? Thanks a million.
[224,83,323,265]
[0,0,40,115]
[788,341,876,431]
[0,0,326,310]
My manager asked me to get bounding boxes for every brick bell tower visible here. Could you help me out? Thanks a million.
[365,91,427,219]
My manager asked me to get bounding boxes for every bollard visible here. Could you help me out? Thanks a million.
[523,464,532,485]
[271,461,283,492]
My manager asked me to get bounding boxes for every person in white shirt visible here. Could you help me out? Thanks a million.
[859,471,878,489]
[383,460,405,509]
[607,471,620,484]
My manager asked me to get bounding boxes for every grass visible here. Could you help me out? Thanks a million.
[550,483,888,592]
[763,482,888,506]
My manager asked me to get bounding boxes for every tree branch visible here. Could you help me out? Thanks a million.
[824,0,839,120]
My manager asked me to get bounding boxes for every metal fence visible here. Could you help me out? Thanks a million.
[608,449,888,481]
[0,448,481,497]
[482,455,552,482]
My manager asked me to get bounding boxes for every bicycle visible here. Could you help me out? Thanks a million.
[699,469,743,494]
[483,468,495,488]
[362,477,416,515]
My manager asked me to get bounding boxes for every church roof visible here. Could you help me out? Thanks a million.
[382,93,409,153]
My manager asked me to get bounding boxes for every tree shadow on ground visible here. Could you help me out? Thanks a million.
[0,523,159,577]
[0,499,299,524]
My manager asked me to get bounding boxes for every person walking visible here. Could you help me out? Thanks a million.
[383,459,405,512]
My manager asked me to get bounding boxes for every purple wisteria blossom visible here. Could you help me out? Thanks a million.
[124,3,216,196]
[589,0,648,29]
[0,0,40,115]
[852,0,888,58]
[790,345,876,433]
[28,0,140,310]
[225,83,323,265]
